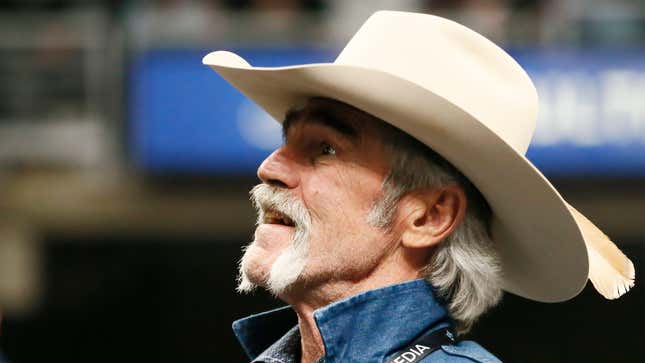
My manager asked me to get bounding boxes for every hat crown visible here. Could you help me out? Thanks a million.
[335,11,538,155]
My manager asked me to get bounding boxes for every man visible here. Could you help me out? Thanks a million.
[203,11,634,363]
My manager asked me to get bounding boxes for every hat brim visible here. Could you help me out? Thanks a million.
[203,51,588,302]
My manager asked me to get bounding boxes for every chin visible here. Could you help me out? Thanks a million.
[237,242,274,292]
[238,238,309,297]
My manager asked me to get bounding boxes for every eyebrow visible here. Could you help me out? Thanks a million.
[282,107,359,143]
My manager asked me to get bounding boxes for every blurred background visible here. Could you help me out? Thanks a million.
[0,0,643,362]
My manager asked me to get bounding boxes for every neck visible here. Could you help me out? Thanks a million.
[282,251,423,363]
[294,305,324,363]
[283,284,344,363]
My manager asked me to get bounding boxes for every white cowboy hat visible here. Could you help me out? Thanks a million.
[202,11,634,302]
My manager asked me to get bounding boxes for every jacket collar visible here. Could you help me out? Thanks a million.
[232,279,453,363]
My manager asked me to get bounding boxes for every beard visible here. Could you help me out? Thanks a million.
[237,184,312,296]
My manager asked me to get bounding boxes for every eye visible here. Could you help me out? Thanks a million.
[321,142,336,156]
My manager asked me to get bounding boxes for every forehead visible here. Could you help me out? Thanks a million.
[282,98,384,140]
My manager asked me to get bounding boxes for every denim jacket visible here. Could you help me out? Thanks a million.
[233,279,502,363]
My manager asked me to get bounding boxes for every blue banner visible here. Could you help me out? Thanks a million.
[128,47,645,176]
[128,47,335,174]
[515,49,645,176]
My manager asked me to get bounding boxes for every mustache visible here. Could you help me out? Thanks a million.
[249,184,311,230]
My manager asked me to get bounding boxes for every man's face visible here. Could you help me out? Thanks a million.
[238,98,399,297]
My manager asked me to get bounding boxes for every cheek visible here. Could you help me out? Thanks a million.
[338,167,386,216]
[304,169,382,233]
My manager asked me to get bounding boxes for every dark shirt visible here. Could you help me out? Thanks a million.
[233,279,502,362]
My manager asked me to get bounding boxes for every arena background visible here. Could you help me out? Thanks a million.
[0,0,643,362]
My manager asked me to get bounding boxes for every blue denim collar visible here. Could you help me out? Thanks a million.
[233,279,453,363]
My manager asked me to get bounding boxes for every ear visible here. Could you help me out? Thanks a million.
[399,186,467,249]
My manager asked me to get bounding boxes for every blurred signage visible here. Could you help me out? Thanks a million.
[129,48,335,174]
[515,49,645,176]
[129,48,645,176]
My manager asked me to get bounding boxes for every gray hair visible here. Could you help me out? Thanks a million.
[368,122,503,334]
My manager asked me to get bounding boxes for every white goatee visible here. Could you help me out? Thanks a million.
[237,184,312,296]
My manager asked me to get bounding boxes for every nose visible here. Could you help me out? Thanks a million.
[257,146,299,189]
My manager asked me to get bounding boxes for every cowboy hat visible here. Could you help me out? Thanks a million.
[202,11,633,302]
